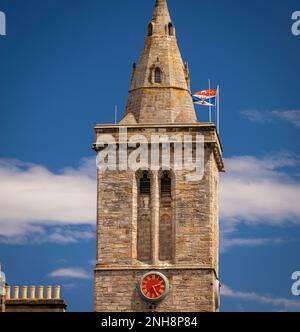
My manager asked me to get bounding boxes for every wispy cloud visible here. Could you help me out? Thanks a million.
[272,111,300,128]
[0,157,96,238]
[241,110,300,128]
[221,237,289,253]
[221,285,300,311]
[241,110,271,124]
[49,267,92,280]
[45,228,95,244]
[0,226,95,245]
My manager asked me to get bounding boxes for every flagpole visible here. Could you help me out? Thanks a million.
[208,79,212,123]
[217,85,220,134]
[115,105,118,124]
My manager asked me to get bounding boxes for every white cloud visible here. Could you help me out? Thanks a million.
[45,228,94,244]
[221,237,288,253]
[241,110,300,128]
[1,152,300,247]
[0,158,96,237]
[221,284,300,311]
[0,226,95,245]
[220,153,300,250]
[221,154,300,229]
[272,110,300,128]
[49,267,92,280]
[241,110,271,124]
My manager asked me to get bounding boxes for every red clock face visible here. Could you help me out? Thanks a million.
[141,273,166,300]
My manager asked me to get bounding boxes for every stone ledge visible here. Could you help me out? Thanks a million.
[4,299,67,313]
[6,299,66,305]
[94,265,219,278]
[95,123,218,130]
[129,86,191,93]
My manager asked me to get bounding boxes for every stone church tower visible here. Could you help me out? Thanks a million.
[93,0,224,312]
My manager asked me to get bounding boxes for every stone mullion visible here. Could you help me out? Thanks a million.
[151,171,160,265]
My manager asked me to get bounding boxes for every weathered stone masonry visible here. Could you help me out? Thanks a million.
[94,0,224,312]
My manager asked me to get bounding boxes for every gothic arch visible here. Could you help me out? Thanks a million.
[139,170,151,195]
[154,67,162,84]
[136,170,153,264]
[159,170,175,262]
[149,64,164,85]
[167,22,175,36]
[148,22,154,36]
[158,169,176,194]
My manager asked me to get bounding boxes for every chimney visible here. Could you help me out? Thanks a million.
[38,286,44,300]
[46,286,52,300]
[21,286,28,300]
[5,286,11,300]
[54,286,61,300]
[30,286,36,300]
[13,286,19,300]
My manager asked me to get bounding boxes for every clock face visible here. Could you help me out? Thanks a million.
[138,272,169,303]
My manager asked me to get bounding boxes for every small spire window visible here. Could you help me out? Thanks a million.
[168,22,175,36]
[154,67,162,84]
[148,23,154,36]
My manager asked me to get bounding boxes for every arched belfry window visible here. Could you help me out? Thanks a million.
[154,67,162,84]
[168,22,175,36]
[140,171,151,195]
[148,22,154,36]
[137,171,152,264]
[161,171,171,197]
[159,171,173,262]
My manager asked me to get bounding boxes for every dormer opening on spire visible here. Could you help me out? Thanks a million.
[148,22,154,36]
[149,64,163,84]
[167,22,175,36]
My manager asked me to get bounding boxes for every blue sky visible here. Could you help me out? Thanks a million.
[0,0,300,311]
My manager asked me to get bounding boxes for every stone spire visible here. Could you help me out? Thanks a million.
[121,0,197,125]
[151,0,172,35]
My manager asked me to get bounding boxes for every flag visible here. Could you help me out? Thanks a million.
[193,99,215,106]
[193,89,218,107]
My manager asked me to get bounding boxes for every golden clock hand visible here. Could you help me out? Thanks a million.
[152,286,159,297]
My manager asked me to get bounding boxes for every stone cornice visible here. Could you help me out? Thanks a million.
[128,86,191,93]
[93,123,225,172]
[94,265,219,280]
